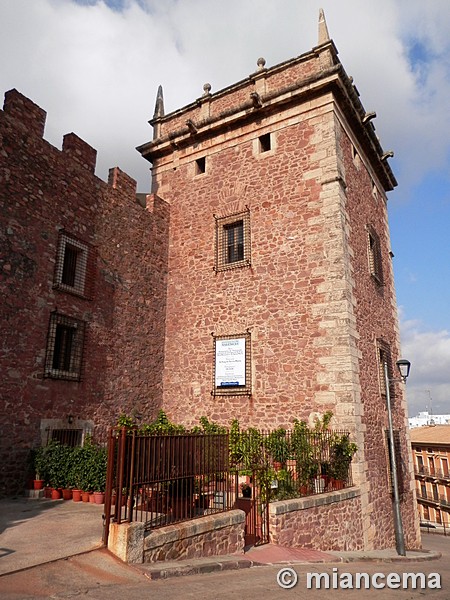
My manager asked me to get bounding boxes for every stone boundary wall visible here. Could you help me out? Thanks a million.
[108,509,245,564]
[269,487,364,551]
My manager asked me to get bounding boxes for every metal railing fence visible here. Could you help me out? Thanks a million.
[102,425,356,546]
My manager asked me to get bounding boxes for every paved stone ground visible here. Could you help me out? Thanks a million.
[0,496,104,574]
[0,535,447,600]
[0,497,446,600]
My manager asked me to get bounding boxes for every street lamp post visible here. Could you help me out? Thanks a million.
[384,358,411,557]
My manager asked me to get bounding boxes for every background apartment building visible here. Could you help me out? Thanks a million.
[411,425,450,528]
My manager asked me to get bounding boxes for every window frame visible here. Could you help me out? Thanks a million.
[366,224,383,285]
[53,231,90,298]
[212,331,252,396]
[377,340,392,398]
[385,428,405,497]
[44,312,86,381]
[214,208,251,272]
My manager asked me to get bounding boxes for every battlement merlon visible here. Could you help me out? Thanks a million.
[62,132,97,173]
[137,39,397,192]
[3,88,47,138]
[108,166,137,198]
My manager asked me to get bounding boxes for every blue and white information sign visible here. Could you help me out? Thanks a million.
[215,338,246,387]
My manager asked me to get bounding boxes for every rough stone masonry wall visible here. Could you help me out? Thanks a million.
[153,44,360,431]
[269,489,364,551]
[337,116,421,550]
[158,100,338,428]
[143,510,245,563]
[92,181,169,439]
[0,89,168,495]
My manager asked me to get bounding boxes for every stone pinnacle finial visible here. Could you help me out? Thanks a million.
[203,83,212,96]
[256,57,266,71]
[153,85,165,120]
[318,8,330,44]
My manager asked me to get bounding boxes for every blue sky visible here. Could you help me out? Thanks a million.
[1,0,449,417]
[391,173,449,331]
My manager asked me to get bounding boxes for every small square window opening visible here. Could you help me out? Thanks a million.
[195,157,206,175]
[259,133,271,153]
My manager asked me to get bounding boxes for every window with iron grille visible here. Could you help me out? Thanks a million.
[212,331,251,396]
[377,340,393,398]
[385,429,405,496]
[367,225,383,284]
[48,429,83,447]
[54,231,90,297]
[214,208,251,271]
[44,312,86,381]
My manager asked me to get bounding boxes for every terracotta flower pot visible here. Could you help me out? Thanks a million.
[51,488,62,500]
[33,479,45,490]
[89,493,96,503]
[62,489,73,500]
[81,491,91,502]
[93,492,105,504]
[72,489,82,502]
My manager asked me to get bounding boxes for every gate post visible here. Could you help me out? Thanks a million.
[102,427,117,546]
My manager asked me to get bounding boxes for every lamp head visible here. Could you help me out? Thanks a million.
[396,359,411,382]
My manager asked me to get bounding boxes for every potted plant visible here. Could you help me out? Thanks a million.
[240,482,252,498]
[272,468,297,501]
[71,437,107,503]
[290,419,318,494]
[66,436,104,502]
[168,476,195,519]
[329,433,357,489]
[68,446,83,502]
[31,446,47,490]
[265,428,290,470]
[229,420,264,476]
[92,445,108,504]
[42,440,71,498]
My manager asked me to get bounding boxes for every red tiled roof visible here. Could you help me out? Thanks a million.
[410,425,450,445]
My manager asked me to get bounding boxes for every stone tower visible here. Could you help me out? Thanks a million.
[138,11,420,549]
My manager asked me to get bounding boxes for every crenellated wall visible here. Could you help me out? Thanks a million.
[0,89,169,495]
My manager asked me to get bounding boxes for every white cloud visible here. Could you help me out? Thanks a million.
[1,0,449,415]
[400,315,450,417]
[1,0,449,194]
